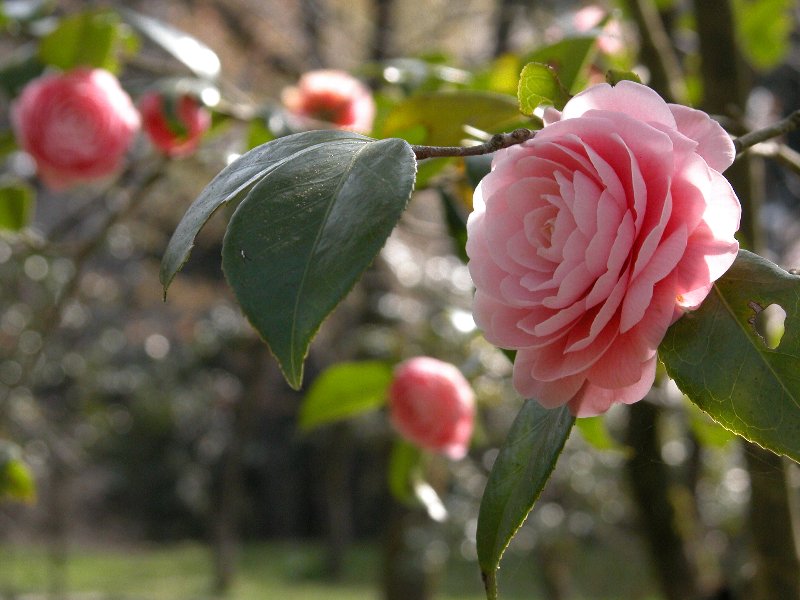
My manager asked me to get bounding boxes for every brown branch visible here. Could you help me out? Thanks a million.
[734,109,800,154]
[412,128,535,160]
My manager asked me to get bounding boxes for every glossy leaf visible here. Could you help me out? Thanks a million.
[477,401,575,600]
[381,92,523,146]
[299,361,392,431]
[660,250,800,462]
[524,36,597,93]
[517,62,570,115]
[0,182,34,232]
[120,8,220,80]
[220,135,416,389]
[38,10,136,74]
[161,130,372,295]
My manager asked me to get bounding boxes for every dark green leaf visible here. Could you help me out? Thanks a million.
[0,47,45,97]
[660,250,800,462]
[381,92,523,146]
[517,62,570,115]
[477,401,575,600]
[524,36,597,94]
[38,10,136,73]
[220,135,416,389]
[161,130,369,295]
[299,361,392,431]
[120,8,219,80]
[0,181,35,232]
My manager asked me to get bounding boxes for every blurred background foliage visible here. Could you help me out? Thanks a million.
[1,0,799,599]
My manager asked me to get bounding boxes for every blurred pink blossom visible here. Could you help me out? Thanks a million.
[282,69,376,134]
[12,68,140,190]
[389,357,475,459]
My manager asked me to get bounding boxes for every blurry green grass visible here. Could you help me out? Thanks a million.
[0,539,658,600]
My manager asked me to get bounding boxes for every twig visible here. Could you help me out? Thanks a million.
[747,140,800,175]
[734,108,800,154]
[412,128,535,160]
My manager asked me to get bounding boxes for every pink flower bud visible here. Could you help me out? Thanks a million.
[11,68,140,190]
[389,357,475,459]
[281,69,376,134]
[139,91,211,157]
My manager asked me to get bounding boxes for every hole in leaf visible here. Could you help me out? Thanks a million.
[753,303,786,349]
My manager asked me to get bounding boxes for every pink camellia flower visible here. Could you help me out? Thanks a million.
[389,357,475,459]
[467,81,740,416]
[281,69,376,134]
[139,91,211,157]
[11,68,140,190]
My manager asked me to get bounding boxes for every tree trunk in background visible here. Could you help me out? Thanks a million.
[371,0,394,63]
[693,3,800,599]
[625,401,700,600]
[46,455,68,600]
[300,0,325,68]
[383,503,434,600]
[211,344,269,593]
[745,446,800,599]
[492,0,517,57]
[692,0,760,251]
[320,423,355,578]
[623,0,686,103]
[621,6,700,598]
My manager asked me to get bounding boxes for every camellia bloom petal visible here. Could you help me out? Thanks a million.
[11,68,140,190]
[389,357,475,459]
[139,91,211,157]
[281,69,376,134]
[467,81,740,416]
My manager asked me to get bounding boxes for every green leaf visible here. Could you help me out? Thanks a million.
[517,62,570,115]
[0,181,35,231]
[733,0,792,69]
[220,134,416,389]
[575,415,626,452]
[120,8,220,80]
[0,441,36,503]
[388,440,423,503]
[381,91,523,146]
[38,10,136,73]
[477,401,575,599]
[660,250,800,462]
[299,361,392,431]
[387,441,448,521]
[605,69,643,86]
[162,130,367,295]
[524,36,598,94]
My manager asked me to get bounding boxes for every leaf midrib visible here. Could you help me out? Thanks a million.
[288,141,371,379]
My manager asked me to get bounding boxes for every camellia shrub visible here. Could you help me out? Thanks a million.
[162,60,800,600]
[2,4,799,599]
